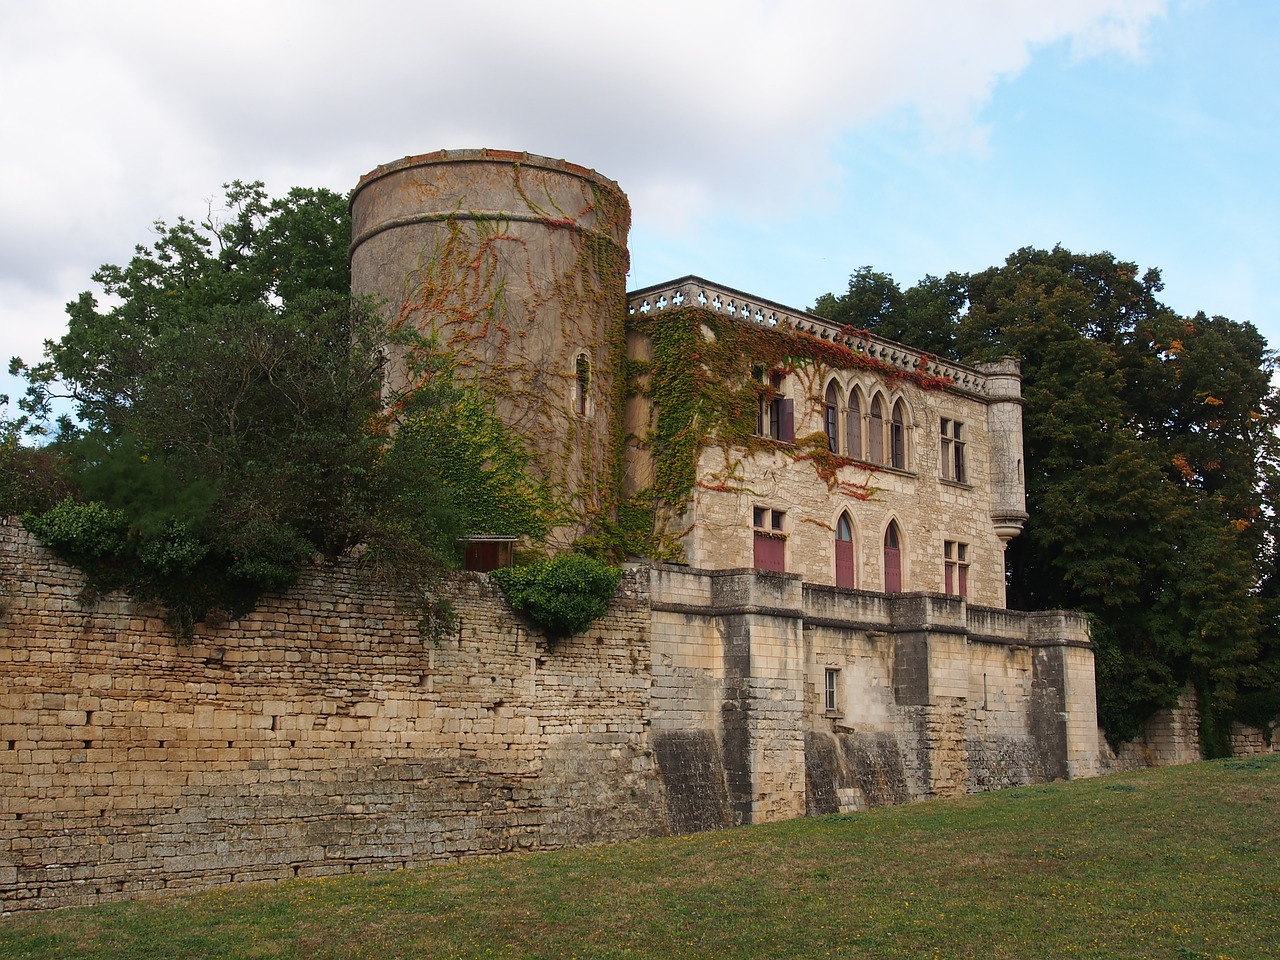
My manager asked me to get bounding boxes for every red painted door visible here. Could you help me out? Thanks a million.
[835,515,855,589]
[754,533,786,573]
[883,522,902,593]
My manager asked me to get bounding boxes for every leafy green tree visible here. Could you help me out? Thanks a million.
[14,183,499,636]
[812,266,903,329]
[812,266,963,357]
[818,245,1280,748]
[0,394,71,516]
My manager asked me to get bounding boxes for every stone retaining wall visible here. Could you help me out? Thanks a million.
[0,522,665,910]
[1,522,1102,911]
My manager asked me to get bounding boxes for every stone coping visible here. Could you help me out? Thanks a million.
[353,148,624,198]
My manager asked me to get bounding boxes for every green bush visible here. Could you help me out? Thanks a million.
[23,499,128,562]
[489,553,622,640]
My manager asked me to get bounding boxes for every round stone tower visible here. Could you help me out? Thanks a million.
[350,149,631,545]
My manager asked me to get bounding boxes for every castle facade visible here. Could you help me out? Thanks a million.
[0,150,1106,910]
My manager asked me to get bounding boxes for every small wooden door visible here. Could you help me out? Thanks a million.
[754,533,786,573]
[883,521,902,593]
[835,513,855,589]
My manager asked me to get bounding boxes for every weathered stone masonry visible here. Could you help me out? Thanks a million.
[0,521,1095,910]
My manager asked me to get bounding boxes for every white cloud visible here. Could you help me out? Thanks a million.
[0,0,1167,380]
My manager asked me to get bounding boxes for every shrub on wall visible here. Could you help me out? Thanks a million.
[489,553,622,641]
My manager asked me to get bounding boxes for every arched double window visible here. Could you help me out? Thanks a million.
[866,393,909,469]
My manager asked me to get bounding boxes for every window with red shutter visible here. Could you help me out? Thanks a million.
[753,507,787,573]
[884,521,903,593]
[835,512,855,589]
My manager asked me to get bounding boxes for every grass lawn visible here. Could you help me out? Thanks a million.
[1,755,1275,959]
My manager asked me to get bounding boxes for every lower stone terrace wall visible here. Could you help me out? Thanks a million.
[0,523,666,911]
[1098,686,1277,774]
[0,525,1105,912]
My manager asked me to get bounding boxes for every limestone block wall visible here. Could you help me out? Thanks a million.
[801,589,1098,810]
[1229,721,1279,757]
[0,523,666,910]
[1098,687,1276,772]
[682,370,1012,608]
[1,525,1102,911]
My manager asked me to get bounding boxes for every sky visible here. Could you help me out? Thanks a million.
[2,0,1277,416]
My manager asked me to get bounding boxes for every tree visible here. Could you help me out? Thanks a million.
[812,266,964,357]
[817,245,1280,748]
[14,182,546,637]
[0,394,71,516]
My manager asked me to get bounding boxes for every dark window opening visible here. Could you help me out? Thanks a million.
[758,371,794,444]
[941,418,966,483]
[823,381,839,452]
[890,399,906,469]
[575,354,590,417]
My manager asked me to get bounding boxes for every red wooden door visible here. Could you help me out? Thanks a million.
[754,533,786,573]
[883,522,902,593]
[835,514,855,589]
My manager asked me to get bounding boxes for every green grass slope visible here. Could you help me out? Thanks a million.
[1,756,1276,959]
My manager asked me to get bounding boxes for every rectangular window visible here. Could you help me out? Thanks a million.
[824,668,839,713]
[944,540,969,598]
[757,371,794,444]
[753,507,787,573]
[941,419,966,483]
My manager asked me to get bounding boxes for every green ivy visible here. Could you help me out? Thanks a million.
[613,305,933,558]
[489,553,622,640]
[391,388,560,540]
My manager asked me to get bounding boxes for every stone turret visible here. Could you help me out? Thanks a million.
[976,357,1029,545]
[349,149,631,544]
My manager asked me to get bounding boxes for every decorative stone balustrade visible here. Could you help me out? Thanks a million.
[627,275,989,395]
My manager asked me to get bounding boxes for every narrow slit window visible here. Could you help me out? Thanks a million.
[575,354,590,417]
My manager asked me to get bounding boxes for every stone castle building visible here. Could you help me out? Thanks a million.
[350,148,1031,609]
[347,147,1101,821]
[0,149,1108,909]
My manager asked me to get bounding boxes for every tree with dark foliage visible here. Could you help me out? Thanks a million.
[817,247,1280,750]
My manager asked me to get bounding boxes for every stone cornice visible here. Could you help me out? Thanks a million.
[627,275,992,397]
